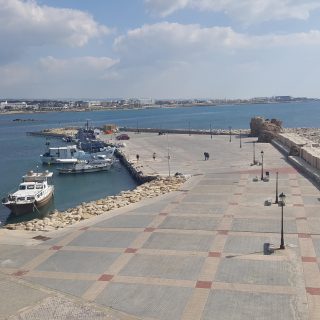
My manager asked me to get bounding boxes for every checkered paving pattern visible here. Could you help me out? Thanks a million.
[2,135,320,319]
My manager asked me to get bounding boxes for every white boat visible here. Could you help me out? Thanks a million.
[40,143,115,164]
[57,155,113,174]
[2,170,54,216]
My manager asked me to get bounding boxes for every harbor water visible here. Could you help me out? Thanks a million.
[1,102,320,224]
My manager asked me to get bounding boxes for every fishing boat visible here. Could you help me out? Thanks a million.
[40,142,115,165]
[2,170,54,216]
[57,155,114,174]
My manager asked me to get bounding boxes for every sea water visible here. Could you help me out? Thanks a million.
[1,102,320,224]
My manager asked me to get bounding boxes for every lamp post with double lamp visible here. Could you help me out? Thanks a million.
[229,126,232,142]
[239,130,242,148]
[253,141,256,164]
[260,150,264,180]
[279,192,286,249]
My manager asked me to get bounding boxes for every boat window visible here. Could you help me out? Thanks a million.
[19,185,26,190]
[17,197,25,201]
[36,185,43,189]
[27,185,35,189]
[27,197,34,201]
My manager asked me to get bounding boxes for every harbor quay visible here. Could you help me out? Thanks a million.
[1,132,320,319]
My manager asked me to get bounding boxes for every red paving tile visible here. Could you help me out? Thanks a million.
[302,257,317,263]
[293,204,304,207]
[306,287,320,295]
[208,252,222,257]
[159,212,169,216]
[12,270,29,277]
[144,227,156,232]
[296,217,307,220]
[218,230,229,235]
[80,227,89,231]
[298,233,311,238]
[196,281,212,289]
[50,246,63,250]
[229,202,238,206]
[125,248,138,253]
[98,274,114,282]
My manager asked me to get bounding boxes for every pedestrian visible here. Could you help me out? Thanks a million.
[136,154,140,162]
[153,152,156,160]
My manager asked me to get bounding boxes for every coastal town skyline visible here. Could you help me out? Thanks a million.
[1,0,320,99]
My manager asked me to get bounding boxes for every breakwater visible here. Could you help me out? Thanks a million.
[119,127,250,135]
[5,175,186,231]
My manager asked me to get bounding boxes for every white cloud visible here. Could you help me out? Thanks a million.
[0,0,110,63]
[114,22,320,61]
[145,0,320,23]
[39,56,119,74]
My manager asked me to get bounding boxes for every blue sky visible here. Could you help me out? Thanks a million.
[1,0,320,99]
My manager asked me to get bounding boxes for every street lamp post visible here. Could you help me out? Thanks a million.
[275,172,279,204]
[210,123,212,140]
[229,126,232,142]
[279,192,286,249]
[188,121,191,136]
[260,150,264,180]
[239,130,242,148]
[253,141,256,164]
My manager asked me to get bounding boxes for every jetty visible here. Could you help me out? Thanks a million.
[0,132,319,319]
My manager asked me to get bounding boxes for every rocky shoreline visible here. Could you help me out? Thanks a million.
[5,176,186,231]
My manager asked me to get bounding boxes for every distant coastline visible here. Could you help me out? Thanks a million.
[0,99,318,116]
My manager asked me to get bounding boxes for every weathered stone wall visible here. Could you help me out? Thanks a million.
[250,117,282,142]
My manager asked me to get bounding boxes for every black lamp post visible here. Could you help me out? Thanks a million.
[253,141,256,164]
[275,172,279,204]
[279,192,286,249]
[239,130,242,148]
[188,121,191,136]
[210,123,212,139]
[260,150,264,180]
[229,126,232,142]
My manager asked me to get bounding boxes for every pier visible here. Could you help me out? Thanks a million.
[1,132,319,319]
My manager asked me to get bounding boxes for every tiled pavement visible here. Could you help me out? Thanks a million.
[1,134,320,319]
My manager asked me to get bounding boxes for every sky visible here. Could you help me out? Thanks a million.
[1,0,320,99]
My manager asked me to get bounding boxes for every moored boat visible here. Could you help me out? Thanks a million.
[58,155,114,174]
[2,170,54,216]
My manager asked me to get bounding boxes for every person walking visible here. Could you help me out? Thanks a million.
[136,154,140,162]
[153,152,156,160]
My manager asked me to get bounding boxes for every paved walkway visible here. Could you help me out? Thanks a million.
[1,133,320,319]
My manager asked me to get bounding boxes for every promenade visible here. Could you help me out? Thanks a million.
[0,133,319,319]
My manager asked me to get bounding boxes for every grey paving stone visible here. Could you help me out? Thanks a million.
[119,254,204,280]
[312,239,320,257]
[143,232,214,252]
[224,235,279,255]
[25,277,93,297]
[93,215,154,228]
[0,245,42,269]
[215,258,293,286]
[307,219,320,234]
[191,185,236,193]
[302,195,320,206]
[96,283,193,320]
[182,193,231,203]
[303,207,320,217]
[198,179,239,186]
[170,203,227,215]
[202,290,300,320]
[68,230,139,248]
[36,251,120,274]
[159,216,221,231]
[128,201,169,214]
[232,218,297,233]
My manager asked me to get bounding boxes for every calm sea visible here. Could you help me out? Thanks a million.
[1,102,320,224]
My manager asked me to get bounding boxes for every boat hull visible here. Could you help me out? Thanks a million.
[3,188,54,216]
[58,164,111,174]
